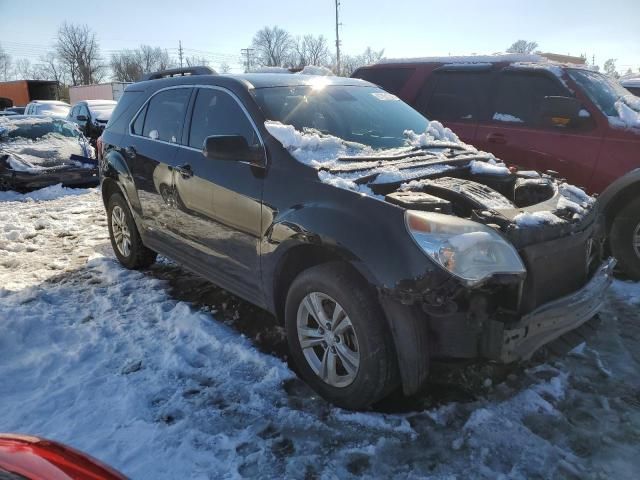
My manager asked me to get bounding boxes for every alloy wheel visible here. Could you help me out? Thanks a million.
[296,292,360,388]
[111,205,132,258]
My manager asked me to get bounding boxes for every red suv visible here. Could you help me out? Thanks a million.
[353,55,640,278]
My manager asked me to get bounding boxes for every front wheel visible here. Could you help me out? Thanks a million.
[285,262,399,410]
[610,197,640,280]
[107,193,157,269]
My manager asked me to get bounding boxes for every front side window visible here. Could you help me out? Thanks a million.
[252,85,429,149]
[491,73,568,126]
[419,71,491,122]
[140,88,191,143]
[189,88,258,149]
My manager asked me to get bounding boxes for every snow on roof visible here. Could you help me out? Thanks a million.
[251,66,291,74]
[297,65,335,76]
[378,53,545,65]
[84,99,117,106]
[621,76,640,88]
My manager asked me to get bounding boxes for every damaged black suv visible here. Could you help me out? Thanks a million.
[100,67,614,409]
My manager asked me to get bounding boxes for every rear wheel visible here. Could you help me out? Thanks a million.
[285,262,399,410]
[610,197,640,280]
[107,193,157,269]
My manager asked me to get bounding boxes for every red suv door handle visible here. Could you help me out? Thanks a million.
[486,133,507,145]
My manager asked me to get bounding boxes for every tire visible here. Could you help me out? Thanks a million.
[107,192,157,269]
[284,262,399,410]
[610,197,640,280]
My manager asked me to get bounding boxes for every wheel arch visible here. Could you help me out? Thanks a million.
[598,168,640,231]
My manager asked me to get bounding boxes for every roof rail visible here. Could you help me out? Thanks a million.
[141,66,216,81]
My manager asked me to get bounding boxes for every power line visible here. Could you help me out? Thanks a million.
[178,40,184,68]
[240,48,254,72]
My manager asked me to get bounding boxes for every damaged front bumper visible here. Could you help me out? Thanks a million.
[493,257,616,362]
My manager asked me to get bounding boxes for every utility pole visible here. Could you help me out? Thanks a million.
[179,40,184,68]
[241,48,255,72]
[335,0,341,75]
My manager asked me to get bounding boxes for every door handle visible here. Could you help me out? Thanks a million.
[486,133,507,144]
[174,163,193,178]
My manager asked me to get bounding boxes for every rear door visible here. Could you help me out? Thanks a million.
[125,86,192,234]
[414,68,491,144]
[172,86,265,304]
[474,70,603,188]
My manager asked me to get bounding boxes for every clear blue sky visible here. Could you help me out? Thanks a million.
[1,0,639,74]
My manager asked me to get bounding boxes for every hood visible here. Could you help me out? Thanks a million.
[1,133,92,172]
[265,120,597,243]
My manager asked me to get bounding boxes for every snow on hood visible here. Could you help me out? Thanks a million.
[264,120,506,195]
[1,133,90,172]
[613,97,640,129]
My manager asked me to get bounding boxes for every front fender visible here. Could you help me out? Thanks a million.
[597,167,640,213]
[101,150,141,216]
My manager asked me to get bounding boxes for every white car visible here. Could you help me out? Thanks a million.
[621,76,640,97]
[24,100,71,118]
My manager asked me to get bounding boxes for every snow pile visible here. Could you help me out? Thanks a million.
[3,134,90,172]
[297,65,334,76]
[470,158,510,175]
[0,183,94,203]
[614,99,640,128]
[380,53,545,65]
[493,113,524,123]
[403,121,462,146]
[251,66,291,74]
[514,210,564,227]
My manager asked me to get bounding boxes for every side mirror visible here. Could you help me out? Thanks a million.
[77,114,88,122]
[203,135,263,164]
[540,96,583,127]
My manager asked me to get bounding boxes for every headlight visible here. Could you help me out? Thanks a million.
[405,210,526,285]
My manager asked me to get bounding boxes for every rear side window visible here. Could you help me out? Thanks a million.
[418,71,491,122]
[140,88,191,143]
[491,73,568,126]
[188,88,258,149]
[353,68,414,95]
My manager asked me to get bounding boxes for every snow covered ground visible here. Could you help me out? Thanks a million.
[1,186,639,479]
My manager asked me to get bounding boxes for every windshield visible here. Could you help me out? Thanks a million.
[36,104,70,116]
[568,69,637,116]
[252,85,429,149]
[1,118,80,141]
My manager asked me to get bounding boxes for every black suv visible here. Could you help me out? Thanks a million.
[100,67,614,409]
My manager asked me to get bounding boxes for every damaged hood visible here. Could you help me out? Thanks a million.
[265,120,597,238]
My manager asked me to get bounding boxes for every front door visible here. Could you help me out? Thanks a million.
[474,71,603,189]
[172,87,265,304]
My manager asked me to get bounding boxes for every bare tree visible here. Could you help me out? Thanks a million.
[185,56,210,68]
[603,58,619,79]
[0,43,11,81]
[35,52,66,99]
[13,58,45,80]
[293,34,330,67]
[56,22,105,85]
[252,26,294,66]
[336,46,385,76]
[111,45,174,82]
[110,51,143,82]
[506,40,539,55]
[218,62,231,74]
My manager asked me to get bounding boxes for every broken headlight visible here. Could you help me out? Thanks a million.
[405,210,526,285]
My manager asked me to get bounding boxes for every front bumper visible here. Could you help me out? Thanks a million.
[0,166,99,191]
[498,257,616,362]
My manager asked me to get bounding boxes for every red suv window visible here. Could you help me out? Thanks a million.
[353,67,414,95]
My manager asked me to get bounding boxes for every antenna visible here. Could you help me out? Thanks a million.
[178,40,184,68]
[335,0,341,75]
